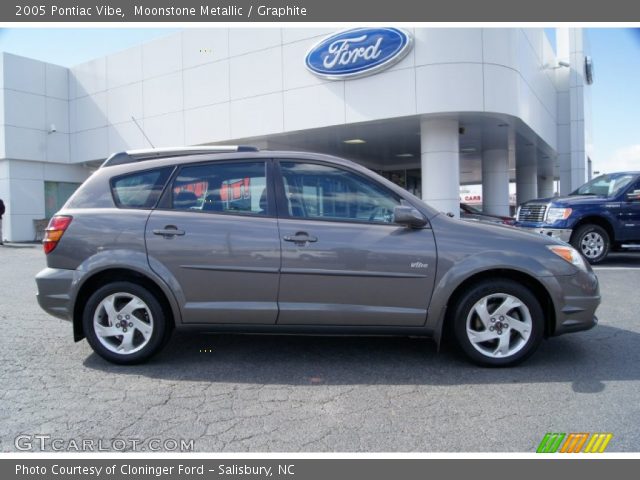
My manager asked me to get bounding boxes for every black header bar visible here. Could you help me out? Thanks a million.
[3,0,640,22]
[3,459,640,480]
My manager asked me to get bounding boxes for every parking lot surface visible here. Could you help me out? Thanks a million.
[1,245,639,452]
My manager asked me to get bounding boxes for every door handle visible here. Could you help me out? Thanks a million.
[152,225,185,238]
[283,232,318,245]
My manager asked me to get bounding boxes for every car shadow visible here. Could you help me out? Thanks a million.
[83,324,640,392]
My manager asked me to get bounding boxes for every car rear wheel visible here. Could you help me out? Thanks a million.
[83,281,171,365]
[570,224,610,264]
[452,280,544,367]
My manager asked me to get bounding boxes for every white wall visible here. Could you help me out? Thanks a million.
[0,159,89,241]
[65,27,562,162]
[0,53,82,241]
[0,28,572,240]
[483,29,558,149]
[556,28,591,193]
[0,53,70,163]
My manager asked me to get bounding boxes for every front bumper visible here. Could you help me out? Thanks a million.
[549,270,600,336]
[554,314,598,335]
[521,227,573,243]
[35,267,75,321]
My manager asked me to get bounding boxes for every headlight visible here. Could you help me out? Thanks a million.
[547,245,588,272]
[546,207,572,222]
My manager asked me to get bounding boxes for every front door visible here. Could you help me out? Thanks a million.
[619,180,640,241]
[145,160,281,324]
[275,160,437,326]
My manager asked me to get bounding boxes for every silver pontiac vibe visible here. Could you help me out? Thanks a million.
[35,147,599,367]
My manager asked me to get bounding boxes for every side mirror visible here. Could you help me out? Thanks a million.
[626,190,640,202]
[393,206,427,228]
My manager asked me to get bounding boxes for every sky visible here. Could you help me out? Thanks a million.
[587,28,640,173]
[0,27,638,175]
[0,28,179,66]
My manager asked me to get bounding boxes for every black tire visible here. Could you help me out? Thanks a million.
[570,224,610,265]
[451,280,545,367]
[83,281,172,365]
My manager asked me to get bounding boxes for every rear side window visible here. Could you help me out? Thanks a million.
[170,161,268,216]
[111,168,172,209]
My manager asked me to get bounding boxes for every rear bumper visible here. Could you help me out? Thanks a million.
[35,268,75,321]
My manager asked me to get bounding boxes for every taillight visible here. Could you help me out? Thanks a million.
[43,215,72,254]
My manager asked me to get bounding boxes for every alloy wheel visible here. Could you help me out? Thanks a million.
[465,293,533,359]
[93,293,154,355]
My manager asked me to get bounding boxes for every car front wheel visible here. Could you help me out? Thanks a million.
[83,281,171,365]
[452,280,544,367]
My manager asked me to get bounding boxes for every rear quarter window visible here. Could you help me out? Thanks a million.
[111,167,173,209]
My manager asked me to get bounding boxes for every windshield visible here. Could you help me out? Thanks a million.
[570,173,636,197]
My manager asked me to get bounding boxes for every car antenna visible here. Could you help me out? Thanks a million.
[131,115,155,148]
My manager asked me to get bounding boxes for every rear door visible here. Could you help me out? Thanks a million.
[274,160,437,326]
[145,159,281,324]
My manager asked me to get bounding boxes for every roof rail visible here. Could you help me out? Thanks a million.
[101,145,259,167]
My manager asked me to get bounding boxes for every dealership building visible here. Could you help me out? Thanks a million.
[0,27,592,241]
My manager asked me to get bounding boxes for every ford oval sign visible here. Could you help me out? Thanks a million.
[305,28,413,80]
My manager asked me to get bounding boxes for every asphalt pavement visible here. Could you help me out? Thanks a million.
[1,245,639,452]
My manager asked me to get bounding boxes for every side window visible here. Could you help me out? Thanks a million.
[171,161,268,216]
[279,161,400,224]
[111,167,172,209]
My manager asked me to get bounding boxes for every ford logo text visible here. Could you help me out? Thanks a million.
[305,28,413,80]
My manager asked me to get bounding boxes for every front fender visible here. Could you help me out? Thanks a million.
[426,250,565,343]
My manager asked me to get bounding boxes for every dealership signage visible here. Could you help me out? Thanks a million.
[305,28,413,80]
